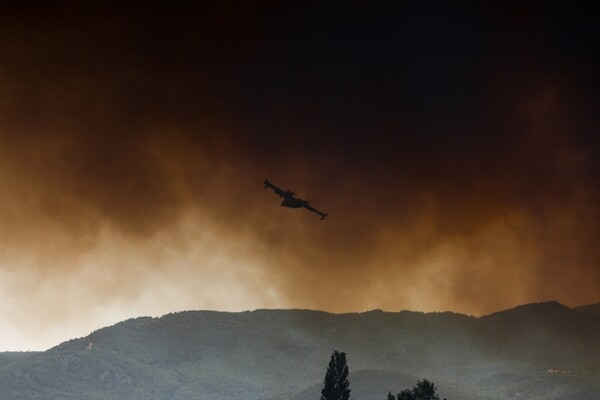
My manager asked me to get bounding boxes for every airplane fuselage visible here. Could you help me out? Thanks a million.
[264,179,327,220]
[281,196,307,208]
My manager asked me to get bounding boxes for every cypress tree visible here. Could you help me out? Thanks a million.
[320,350,351,400]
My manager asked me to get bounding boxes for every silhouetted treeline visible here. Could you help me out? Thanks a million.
[320,351,446,400]
[387,379,445,400]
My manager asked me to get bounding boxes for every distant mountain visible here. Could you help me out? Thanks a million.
[0,352,37,370]
[1,302,599,400]
[575,303,600,319]
[478,302,600,366]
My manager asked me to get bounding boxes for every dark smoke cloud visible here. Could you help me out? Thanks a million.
[0,2,598,350]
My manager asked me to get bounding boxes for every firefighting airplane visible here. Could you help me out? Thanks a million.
[263,179,328,220]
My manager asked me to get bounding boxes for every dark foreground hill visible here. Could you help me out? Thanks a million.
[1,302,599,400]
[575,303,600,319]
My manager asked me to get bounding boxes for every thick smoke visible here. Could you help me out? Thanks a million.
[0,3,598,350]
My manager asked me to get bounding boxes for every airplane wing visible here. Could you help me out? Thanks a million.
[303,203,328,220]
[264,179,287,197]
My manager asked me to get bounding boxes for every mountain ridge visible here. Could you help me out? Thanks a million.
[574,303,600,319]
[1,301,599,400]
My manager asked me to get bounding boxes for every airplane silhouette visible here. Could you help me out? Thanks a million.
[264,179,328,220]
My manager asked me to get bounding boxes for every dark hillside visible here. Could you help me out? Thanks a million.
[478,302,600,366]
[1,303,599,400]
[0,352,37,369]
[575,303,600,319]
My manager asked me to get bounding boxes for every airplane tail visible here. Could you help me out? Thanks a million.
[320,212,328,220]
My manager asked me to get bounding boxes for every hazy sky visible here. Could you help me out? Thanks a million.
[1,2,598,351]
